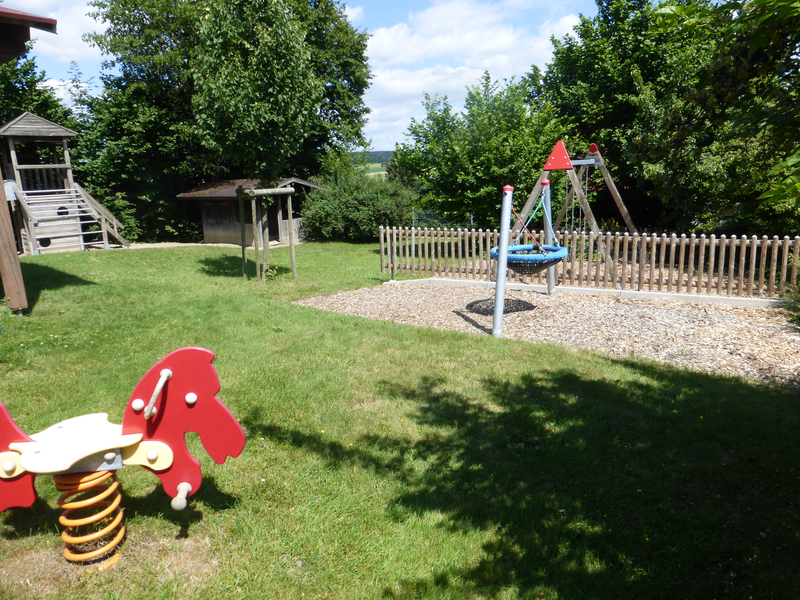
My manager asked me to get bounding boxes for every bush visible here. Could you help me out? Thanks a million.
[302,172,414,241]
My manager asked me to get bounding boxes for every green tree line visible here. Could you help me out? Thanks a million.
[2,0,370,241]
[2,0,798,239]
[394,0,800,235]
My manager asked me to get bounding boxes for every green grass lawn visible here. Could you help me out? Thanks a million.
[1,242,798,599]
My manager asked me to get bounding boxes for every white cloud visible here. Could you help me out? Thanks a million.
[41,79,91,108]
[344,5,364,23]
[363,1,581,148]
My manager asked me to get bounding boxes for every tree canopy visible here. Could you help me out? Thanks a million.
[0,51,73,127]
[394,74,568,229]
[397,0,799,235]
[73,0,370,241]
[192,0,323,184]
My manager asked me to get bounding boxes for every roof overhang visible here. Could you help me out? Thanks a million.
[0,7,57,65]
[0,7,57,33]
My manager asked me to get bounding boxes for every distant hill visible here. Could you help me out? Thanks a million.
[354,150,393,165]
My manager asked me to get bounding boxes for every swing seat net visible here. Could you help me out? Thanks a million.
[490,244,568,275]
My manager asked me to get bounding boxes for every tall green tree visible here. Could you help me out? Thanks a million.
[395,74,568,229]
[657,0,800,229]
[287,0,371,177]
[76,0,370,241]
[541,0,792,234]
[75,0,214,240]
[0,50,73,127]
[192,0,322,184]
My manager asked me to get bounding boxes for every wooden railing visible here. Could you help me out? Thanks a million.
[379,226,800,298]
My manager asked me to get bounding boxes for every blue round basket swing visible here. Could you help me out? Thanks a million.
[490,186,567,275]
[490,243,567,275]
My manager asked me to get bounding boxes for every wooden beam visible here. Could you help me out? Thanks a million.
[243,187,295,197]
[0,164,28,312]
[236,186,247,278]
[251,196,260,281]
[595,157,636,233]
[258,199,268,276]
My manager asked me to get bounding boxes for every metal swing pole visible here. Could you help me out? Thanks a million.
[492,186,514,338]
[543,179,556,296]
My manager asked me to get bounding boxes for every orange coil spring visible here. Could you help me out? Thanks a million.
[54,470,126,570]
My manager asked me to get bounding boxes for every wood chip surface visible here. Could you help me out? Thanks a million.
[295,283,800,386]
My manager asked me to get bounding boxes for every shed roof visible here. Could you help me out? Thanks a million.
[0,112,78,139]
[178,177,321,199]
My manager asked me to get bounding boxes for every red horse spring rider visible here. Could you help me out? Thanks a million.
[0,347,246,571]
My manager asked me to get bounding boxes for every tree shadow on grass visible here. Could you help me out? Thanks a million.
[197,254,292,279]
[13,262,96,311]
[247,362,800,599]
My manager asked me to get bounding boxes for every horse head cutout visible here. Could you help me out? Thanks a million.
[121,347,246,502]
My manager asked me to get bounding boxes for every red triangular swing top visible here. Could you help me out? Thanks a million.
[544,140,573,170]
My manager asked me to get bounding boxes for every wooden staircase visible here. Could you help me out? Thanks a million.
[8,182,129,255]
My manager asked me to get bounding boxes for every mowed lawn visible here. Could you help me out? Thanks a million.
[1,242,798,599]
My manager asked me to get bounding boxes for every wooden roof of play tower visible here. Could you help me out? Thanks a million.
[0,112,78,141]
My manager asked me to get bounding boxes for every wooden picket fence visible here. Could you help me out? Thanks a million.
[379,226,800,298]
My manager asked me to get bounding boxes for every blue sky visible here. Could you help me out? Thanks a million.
[4,0,599,150]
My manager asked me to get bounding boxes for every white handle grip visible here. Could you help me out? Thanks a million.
[144,369,172,419]
[171,482,192,510]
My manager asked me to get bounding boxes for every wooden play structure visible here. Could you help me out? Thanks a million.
[511,141,636,239]
[0,6,59,313]
[1,112,129,255]
[0,347,246,571]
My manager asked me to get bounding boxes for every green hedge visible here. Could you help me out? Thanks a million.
[302,173,413,240]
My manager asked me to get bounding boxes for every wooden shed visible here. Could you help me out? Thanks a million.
[178,177,319,246]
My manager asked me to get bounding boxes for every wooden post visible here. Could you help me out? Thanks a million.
[696,234,706,294]
[717,236,727,296]
[251,196,261,281]
[727,236,737,296]
[667,234,677,293]
[780,236,791,292]
[260,199,269,274]
[686,234,696,294]
[747,236,758,296]
[0,165,28,312]
[379,226,385,273]
[287,194,297,280]
[277,196,284,243]
[236,186,247,279]
[768,236,779,296]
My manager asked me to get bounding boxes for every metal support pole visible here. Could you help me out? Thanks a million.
[492,186,513,338]
[543,179,556,296]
